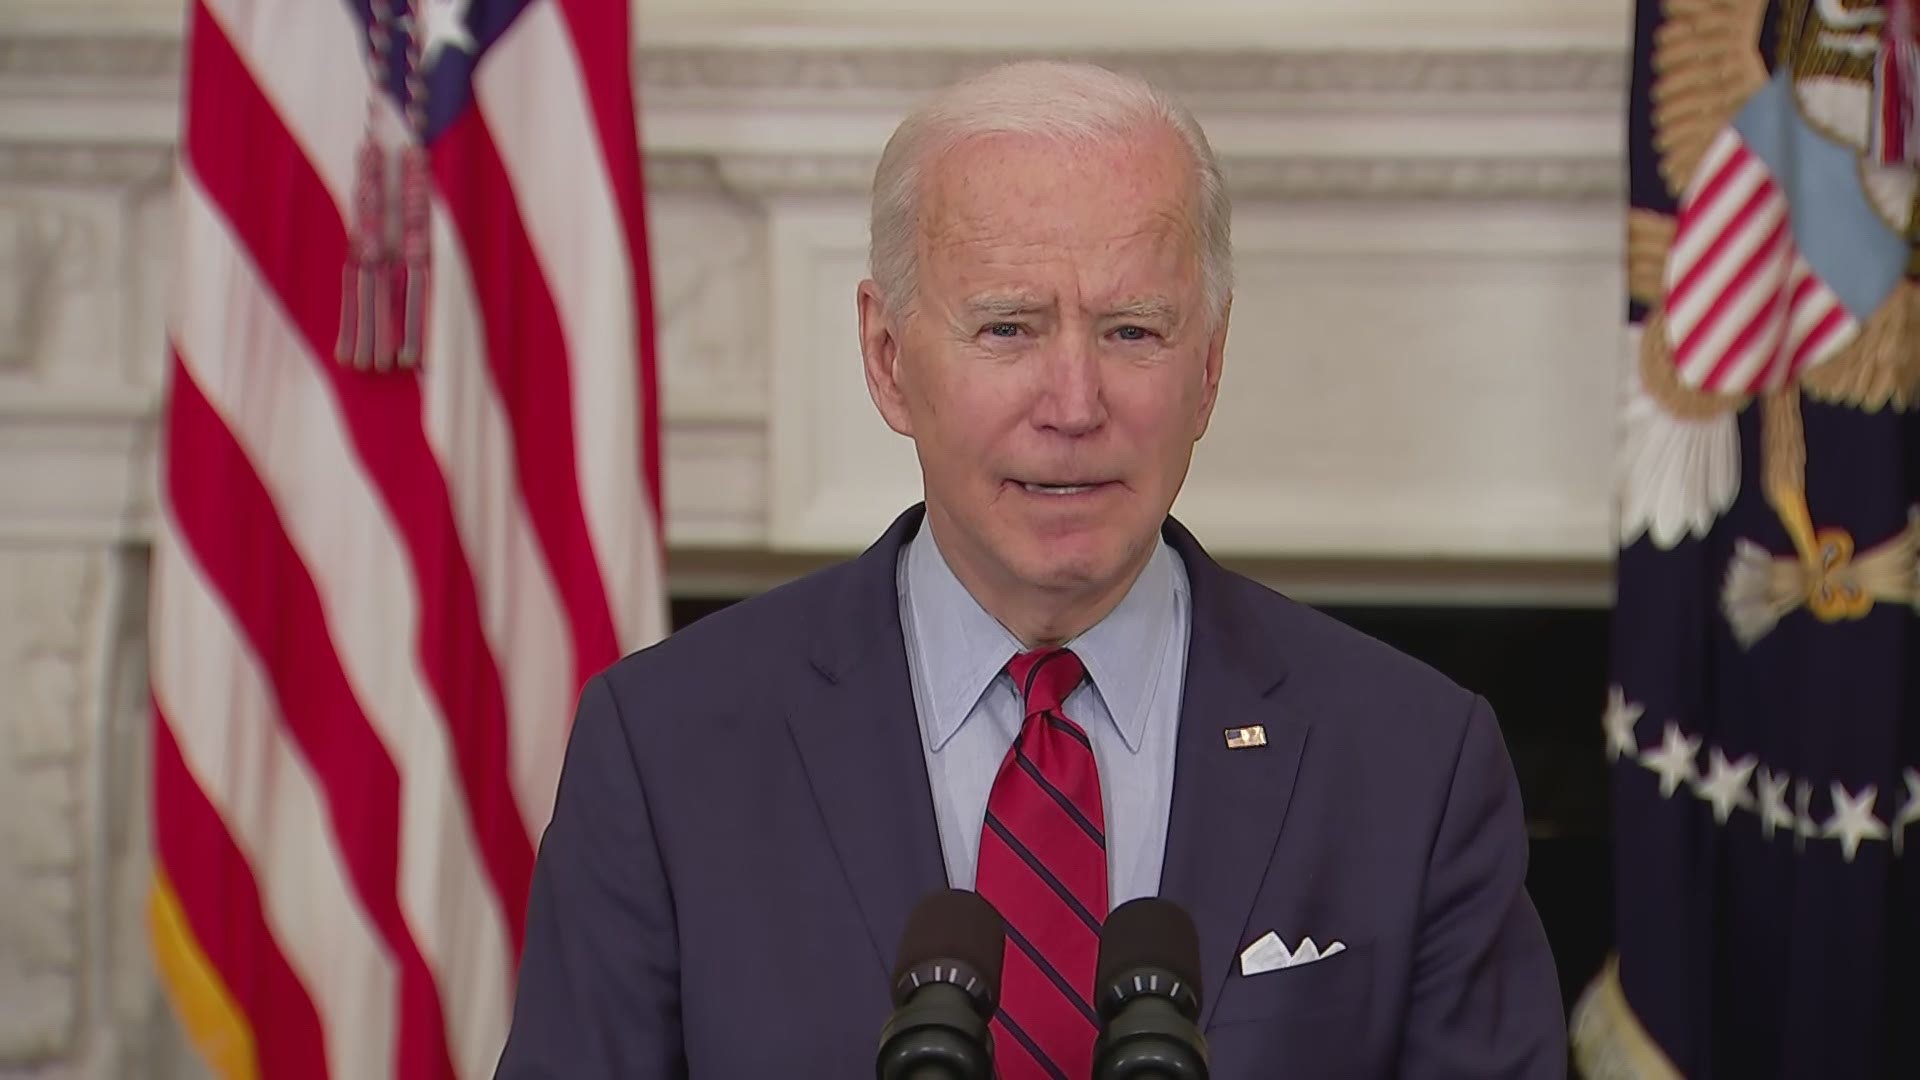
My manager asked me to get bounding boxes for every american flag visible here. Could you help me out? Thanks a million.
[146,0,666,1075]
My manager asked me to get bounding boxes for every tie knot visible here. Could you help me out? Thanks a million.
[1006,647,1087,718]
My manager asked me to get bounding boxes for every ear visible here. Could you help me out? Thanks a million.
[858,280,914,438]
[1192,294,1231,441]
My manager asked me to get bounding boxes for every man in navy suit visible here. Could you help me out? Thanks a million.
[496,59,1564,1078]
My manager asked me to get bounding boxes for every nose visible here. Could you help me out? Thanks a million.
[1030,336,1107,437]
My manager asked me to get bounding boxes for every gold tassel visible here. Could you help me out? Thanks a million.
[337,134,389,368]
[395,144,430,368]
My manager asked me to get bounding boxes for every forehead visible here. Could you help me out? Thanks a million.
[915,126,1200,282]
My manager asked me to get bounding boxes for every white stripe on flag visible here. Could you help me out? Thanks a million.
[198,0,367,212]
[1677,126,1741,239]
[174,172,515,1079]
[422,204,577,841]
[1669,194,1786,370]
[476,0,668,654]
[1668,131,1747,256]
[150,524,400,1080]
[1786,272,1840,347]
[1666,149,1770,309]
[1678,223,1791,390]
[1783,262,1853,379]
[1794,303,1857,376]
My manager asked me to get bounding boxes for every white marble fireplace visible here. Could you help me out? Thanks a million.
[0,1,1627,1074]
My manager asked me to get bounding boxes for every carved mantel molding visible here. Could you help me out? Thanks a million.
[635,43,1624,100]
[0,142,173,188]
[0,25,1627,196]
[663,152,1623,201]
[0,26,1626,98]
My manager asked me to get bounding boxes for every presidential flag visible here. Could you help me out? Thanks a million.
[1572,1,1920,1076]
[146,0,666,1075]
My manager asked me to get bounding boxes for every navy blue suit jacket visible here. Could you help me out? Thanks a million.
[496,507,1566,1077]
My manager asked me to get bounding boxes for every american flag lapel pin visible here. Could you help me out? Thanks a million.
[1224,724,1267,749]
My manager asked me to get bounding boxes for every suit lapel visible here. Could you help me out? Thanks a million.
[786,507,948,979]
[1156,520,1309,1031]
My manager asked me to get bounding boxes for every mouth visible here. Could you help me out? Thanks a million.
[1013,479,1118,497]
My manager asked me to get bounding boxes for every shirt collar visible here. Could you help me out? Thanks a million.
[1069,540,1181,753]
[903,520,1181,754]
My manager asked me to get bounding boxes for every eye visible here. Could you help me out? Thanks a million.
[1112,325,1156,342]
[983,322,1024,338]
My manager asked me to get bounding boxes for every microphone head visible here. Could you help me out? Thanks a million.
[891,889,1006,1017]
[1095,897,1203,1022]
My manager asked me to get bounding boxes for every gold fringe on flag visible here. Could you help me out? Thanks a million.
[1569,955,1683,1080]
[149,869,259,1080]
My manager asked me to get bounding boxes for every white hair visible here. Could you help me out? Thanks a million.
[867,60,1233,325]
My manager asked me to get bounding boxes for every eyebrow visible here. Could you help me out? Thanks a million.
[962,293,1051,318]
[1103,298,1181,322]
[961,294,1182,321]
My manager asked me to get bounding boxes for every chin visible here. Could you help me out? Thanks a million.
[1009,535,1133,594]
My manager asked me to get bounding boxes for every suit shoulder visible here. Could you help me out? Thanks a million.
[1214,574,1503,822]
[1223,572,1481,737]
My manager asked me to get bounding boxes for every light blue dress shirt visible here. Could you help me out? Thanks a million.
[896,521,1191,907]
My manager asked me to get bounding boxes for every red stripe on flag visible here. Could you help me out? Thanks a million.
[1691,219,1791,388]
[1673,141,1749,244]
[1781,272,1828,384]
[1717,284,1791,393]
[1786,268,1821,314]
[432,107,622,688]
[152,707,329,1080]
[162,349,456,1079]
[184,0,535,951]
[1674,214,1789,368]
[1667,176,1775,316]
[1790,304,1850,375]
[549,0,663,520]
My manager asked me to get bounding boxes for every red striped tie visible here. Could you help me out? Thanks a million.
[977,647,1108,1080]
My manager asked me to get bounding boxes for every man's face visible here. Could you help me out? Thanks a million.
[859,124,1228,617]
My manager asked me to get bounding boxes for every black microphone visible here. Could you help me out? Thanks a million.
[875,889,1006,1080]
[1093,897,1209,1080]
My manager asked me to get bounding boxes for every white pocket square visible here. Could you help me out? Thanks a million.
[1238,931,1348,976]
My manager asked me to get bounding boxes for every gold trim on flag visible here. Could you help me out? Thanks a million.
[1569,954,1684,1080]
[150,868,260,1080]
